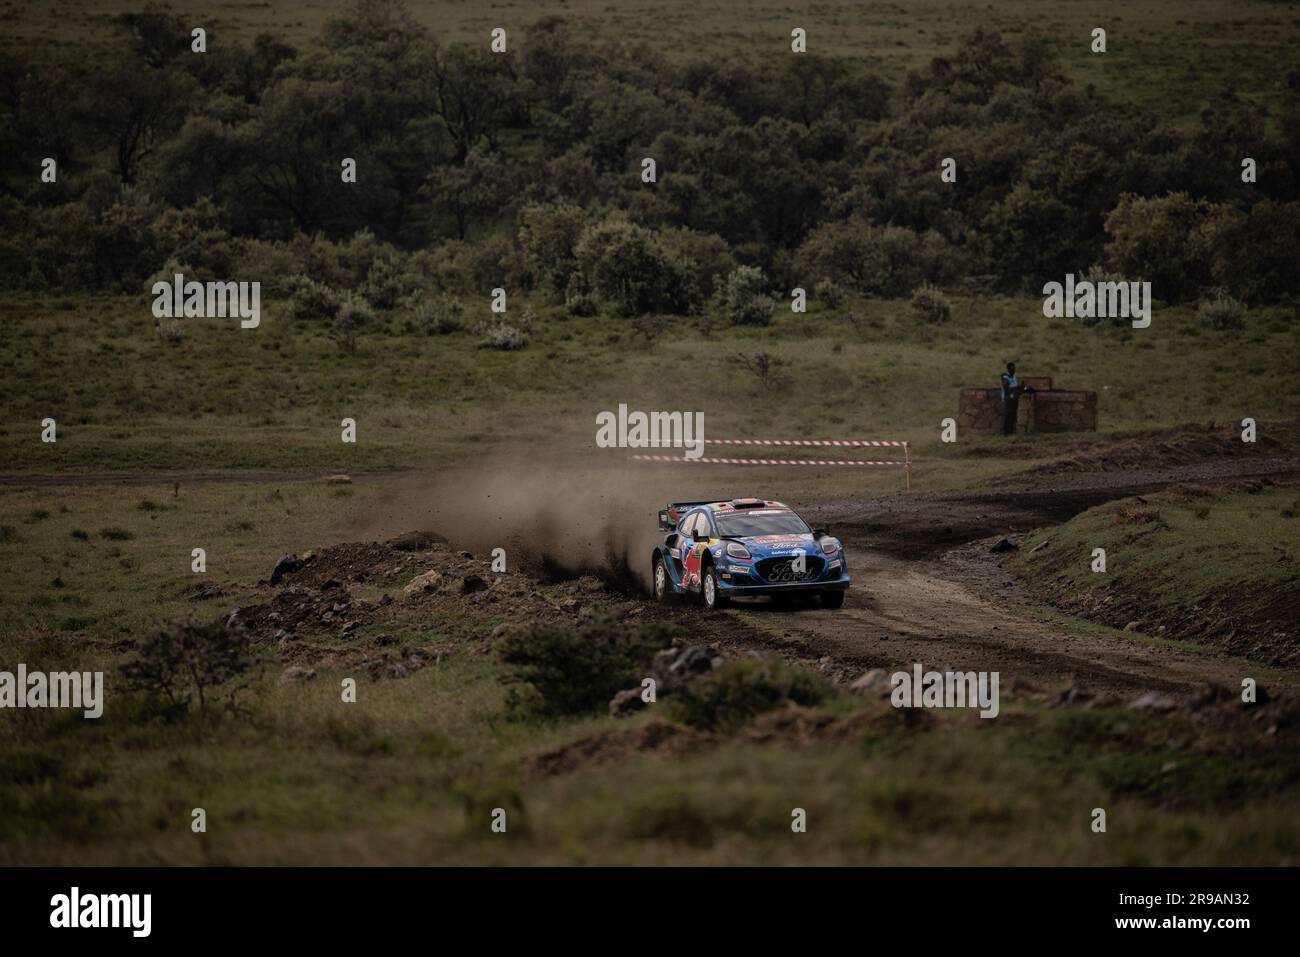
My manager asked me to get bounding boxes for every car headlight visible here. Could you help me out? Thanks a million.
[726,542,751,560]
[820,538,840,556]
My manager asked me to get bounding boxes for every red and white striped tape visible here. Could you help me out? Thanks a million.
[631,455,905,467]
[708,438,909,448]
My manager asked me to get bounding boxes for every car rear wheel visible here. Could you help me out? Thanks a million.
[820,589,845,609]
[702,566,728,610]
[652,555,669,602]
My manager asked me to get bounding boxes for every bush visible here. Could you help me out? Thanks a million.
[909,283,951,324]
[574,218,700,317]
[564,273,598,316]
[518,203,587,302]
[122,618,258,716]
[330,292,374,353]
[1198,294,1246,330]
[667,657,830,732]
[1067,266,1132,327]
[477,320,528,351]
[288,276,341,322]
[795,219,964,297]
[409,296,465,335]
[815,279,844,309]
[360,253,412,310]
[498,615,675,718]
[721,265,775,326]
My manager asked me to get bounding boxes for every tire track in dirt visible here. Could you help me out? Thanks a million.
[713,548,1275,697]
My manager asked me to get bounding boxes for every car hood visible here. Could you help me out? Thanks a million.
[733,533,819,556]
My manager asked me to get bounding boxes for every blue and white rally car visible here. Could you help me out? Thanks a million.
[651,498,849,610]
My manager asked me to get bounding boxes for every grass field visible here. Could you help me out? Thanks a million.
[3,292,1298,484]
[6,0,1299,125]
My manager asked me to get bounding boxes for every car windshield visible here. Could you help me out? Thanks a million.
[715,511,810,537]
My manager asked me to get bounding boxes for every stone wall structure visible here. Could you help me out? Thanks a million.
[957,377,1098,434]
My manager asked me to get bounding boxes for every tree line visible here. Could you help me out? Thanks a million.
[1,0,1297,316]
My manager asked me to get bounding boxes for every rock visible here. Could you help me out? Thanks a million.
[1123,620,1141,632]
[389,530,447,552]
[1126,691,1177,712]
[189,582,226,601]
[270,554,303,585]
[669,645,719,676]
[609,687,648,718]
[319,578,342,591]
[377,594,393,606]
[849,668,893,695]
[325,474,351,484]
[279,666,317,685]
[341,621,359,635]
[461,574,488,594]
[403,571,443,596]
[989,538,1018,553]
[1028,540,1049,554]
[459,550,474,560]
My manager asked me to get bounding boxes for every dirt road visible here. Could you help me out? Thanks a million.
[662,456,1300,697]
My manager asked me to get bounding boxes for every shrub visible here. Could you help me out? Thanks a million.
[288,276,341,322]
[564,272,598,316]
[330,292,374,353]
[360,253,411,310]
[1198,294,1246,330]
[409,296,465,335]
[722,265,775,326]
[498,615,674,718]
[731,351,787,393]
[477,320,528,351]
[909,283,951,324]
[815,279,844,309]
[659,228,736,299]
[121,619,258,715]
[667,657,830,732]
[1067,266,1133,327]
[518,203,587,301]
[795,219,964,297]
[99,526,134,540]
[574,218,700,317]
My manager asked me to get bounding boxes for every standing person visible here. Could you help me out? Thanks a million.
[1000,362,1034,435]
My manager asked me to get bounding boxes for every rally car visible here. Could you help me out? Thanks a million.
[650,498,849,610]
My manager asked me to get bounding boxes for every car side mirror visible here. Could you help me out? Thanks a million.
[813,528,827,539]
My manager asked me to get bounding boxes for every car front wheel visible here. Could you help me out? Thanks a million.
[652,555,669,602]
[820,589,845,609]
[702,566,728,610]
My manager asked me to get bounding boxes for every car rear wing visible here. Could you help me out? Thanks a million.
[658,500,720,531]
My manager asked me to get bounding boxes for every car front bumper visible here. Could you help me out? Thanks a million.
[715,567,851,595]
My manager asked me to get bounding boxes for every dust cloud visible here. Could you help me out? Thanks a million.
[346,457,737,593]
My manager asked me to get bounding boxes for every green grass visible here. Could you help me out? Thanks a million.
[0,481,387,642]
[1013,486,1300,640]
[3,293,1298,493]
[4,671,1297,865]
